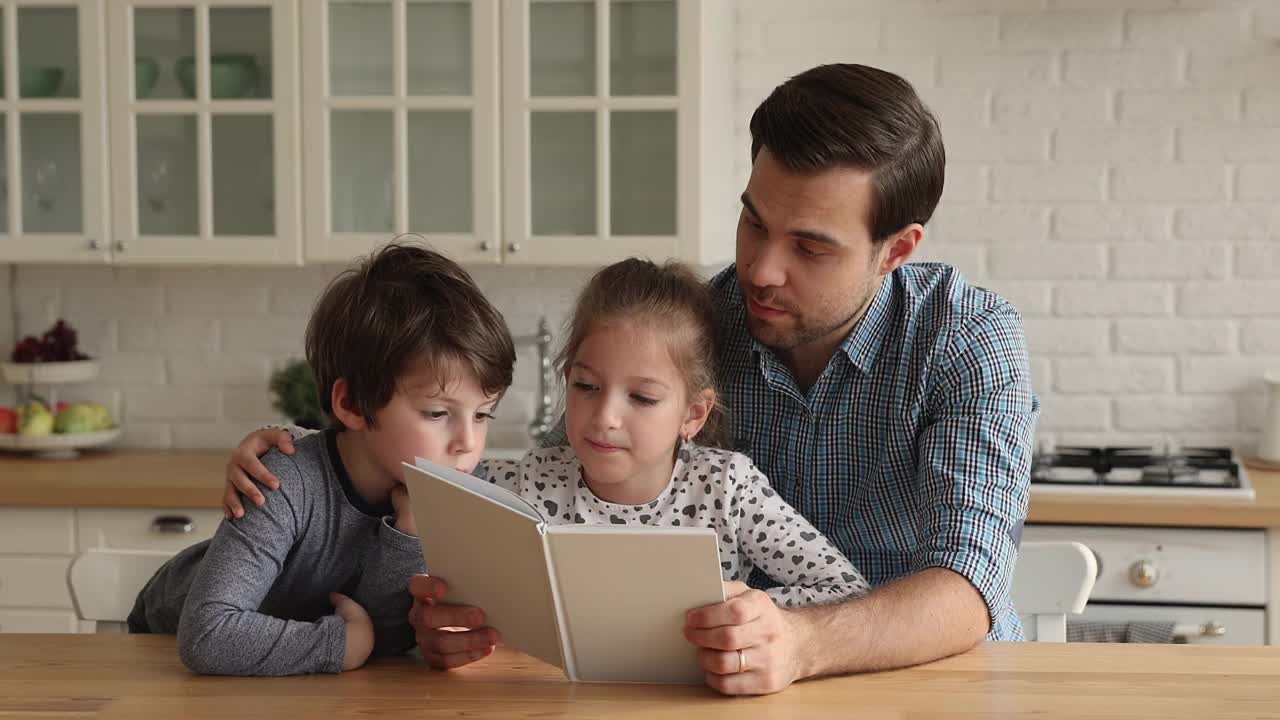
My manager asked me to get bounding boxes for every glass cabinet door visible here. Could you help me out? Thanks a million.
[0,0,108,262]
[107,0,299,264]
[301,0,499,263]
[503,0,678,265]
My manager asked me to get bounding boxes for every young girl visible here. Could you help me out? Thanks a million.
[473,258,868,608]
[223,259,869,609]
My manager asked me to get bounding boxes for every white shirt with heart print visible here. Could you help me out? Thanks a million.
[477,443,870,608]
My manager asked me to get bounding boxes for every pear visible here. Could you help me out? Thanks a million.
[17,401,54,436]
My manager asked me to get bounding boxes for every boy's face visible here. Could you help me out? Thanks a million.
[363,361,500,481]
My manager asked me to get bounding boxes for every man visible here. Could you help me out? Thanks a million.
[407,63,1037,694]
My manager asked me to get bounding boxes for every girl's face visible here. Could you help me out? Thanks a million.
[564,319,711,505]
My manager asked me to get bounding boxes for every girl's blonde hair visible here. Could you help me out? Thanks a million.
[554,258,731,449]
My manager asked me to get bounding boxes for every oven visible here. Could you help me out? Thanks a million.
[1022,524,1268,645]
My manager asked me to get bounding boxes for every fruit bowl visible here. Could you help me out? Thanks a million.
[2,359,100,385]
[0,426,123,459]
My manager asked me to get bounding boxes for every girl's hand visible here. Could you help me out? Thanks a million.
[222,429,295,519]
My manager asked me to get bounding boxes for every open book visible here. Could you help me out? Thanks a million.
[401,458,725,684]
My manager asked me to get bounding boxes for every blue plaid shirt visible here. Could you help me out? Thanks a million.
[712,263,1038,641]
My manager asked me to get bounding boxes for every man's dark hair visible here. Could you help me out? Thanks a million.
[749,63,946,243]
[306,242,515,427]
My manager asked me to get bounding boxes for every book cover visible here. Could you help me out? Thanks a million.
[402,458,725,684]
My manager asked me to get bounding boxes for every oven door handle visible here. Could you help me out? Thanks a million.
[1173,622,1226,639]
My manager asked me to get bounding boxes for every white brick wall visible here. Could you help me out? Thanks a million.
[4,0,1278,454]
[6,265,595,449]
[733,0,1280,451]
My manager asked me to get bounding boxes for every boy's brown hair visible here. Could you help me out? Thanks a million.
[305,242,515,428]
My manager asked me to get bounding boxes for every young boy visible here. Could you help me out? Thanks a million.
[127,243,516,676]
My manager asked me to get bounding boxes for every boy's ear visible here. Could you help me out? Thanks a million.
[679,388,715,441]
[330,378,367,431]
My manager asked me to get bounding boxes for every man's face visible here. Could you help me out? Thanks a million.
[735,147,889,356]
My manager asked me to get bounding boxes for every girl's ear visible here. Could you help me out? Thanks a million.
[330,378,368,431]
[679,388,715,442]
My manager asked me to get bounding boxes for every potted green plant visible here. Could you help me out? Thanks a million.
[269,359,326,430]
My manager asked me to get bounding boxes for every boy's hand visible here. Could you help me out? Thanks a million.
[332,592,374,671]
[389,484,417,536]
[222,429,295,520]
[407,575,497,670]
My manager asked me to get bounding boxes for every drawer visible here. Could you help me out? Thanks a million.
[1023,525,1267,606]
[76,508,224,553]
[0,556,73,609]
[0,508,75,554]
[0,608,81,633]
[1075,604,1266,646]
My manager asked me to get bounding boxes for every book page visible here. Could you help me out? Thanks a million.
[402,460,564,671]
[412,457,541,520]
[544,526,724,684]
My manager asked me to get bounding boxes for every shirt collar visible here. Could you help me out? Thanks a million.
[735,269,896,377]
[838,273,896,375]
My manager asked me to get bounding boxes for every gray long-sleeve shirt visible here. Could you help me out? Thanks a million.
[129,429,425,676]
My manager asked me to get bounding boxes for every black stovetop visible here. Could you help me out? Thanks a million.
[1030,446,1243,489]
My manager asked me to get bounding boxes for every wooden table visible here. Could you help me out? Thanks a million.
[3,635,1280,719]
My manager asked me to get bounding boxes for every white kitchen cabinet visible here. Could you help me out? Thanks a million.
[301,0,502,264]
[499,0,735,266]
[1,0,733,267]
[0,0,110,263]
[301,0,735,267]
[0,0,302,265]
[0,505,218,633]
[105,0,302,264]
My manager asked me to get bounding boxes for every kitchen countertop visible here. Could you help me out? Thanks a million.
[5,449,1280,528]
[0,446,529,509]
[0,449,227,508]
[3,635,1279,719]
[1027,458,1280,529]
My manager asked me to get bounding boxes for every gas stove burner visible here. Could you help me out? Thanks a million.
[1139,463,1199,485]
[1030,445,1249,495]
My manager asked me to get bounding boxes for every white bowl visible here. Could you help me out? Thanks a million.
[0,426,123,459]
[2,360,100,385]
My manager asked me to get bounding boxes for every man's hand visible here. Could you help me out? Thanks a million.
[407,575,498,670]
[222,429,295,520]
[683,581,812,696]
[389,484,417,536]
[332,592,374,671]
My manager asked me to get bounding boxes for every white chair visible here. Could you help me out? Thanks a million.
[68,548,174,633]
[1012,541,1097,642]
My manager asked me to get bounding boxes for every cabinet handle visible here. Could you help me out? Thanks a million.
[1172,622,1226,639]
[87,238,100,250]
[480,241,492,252]
[150,515,195,534]
[507,242,521,253]
[113,240,126,252]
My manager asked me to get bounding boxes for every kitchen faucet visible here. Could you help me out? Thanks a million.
[513,316,556,446]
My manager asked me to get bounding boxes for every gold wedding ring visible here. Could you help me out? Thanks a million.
[737,648,747,673]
